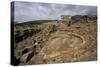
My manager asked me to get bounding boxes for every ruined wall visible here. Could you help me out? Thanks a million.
[59,15,71,26]
[15,24,57,64]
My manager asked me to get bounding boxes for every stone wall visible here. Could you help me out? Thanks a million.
[57,15,72,27]
[15,24,57,64]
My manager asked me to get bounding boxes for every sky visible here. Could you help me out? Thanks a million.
[12,1,97,23]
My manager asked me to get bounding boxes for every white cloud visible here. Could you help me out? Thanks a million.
[13,1,97,22]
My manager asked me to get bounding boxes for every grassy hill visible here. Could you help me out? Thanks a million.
[15,20,57,25]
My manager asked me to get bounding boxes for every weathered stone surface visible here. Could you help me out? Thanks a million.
[15,15,97,65]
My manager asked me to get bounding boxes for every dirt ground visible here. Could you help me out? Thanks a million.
[27,21,97,64]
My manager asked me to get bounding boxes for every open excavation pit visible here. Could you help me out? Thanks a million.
[28,31,87,64]
[41,32,85,58]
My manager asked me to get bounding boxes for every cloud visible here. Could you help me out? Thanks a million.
[13,1,97,22]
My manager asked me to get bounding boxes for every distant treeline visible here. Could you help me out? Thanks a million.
[15,20,57,25]
[71,15,97,21]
